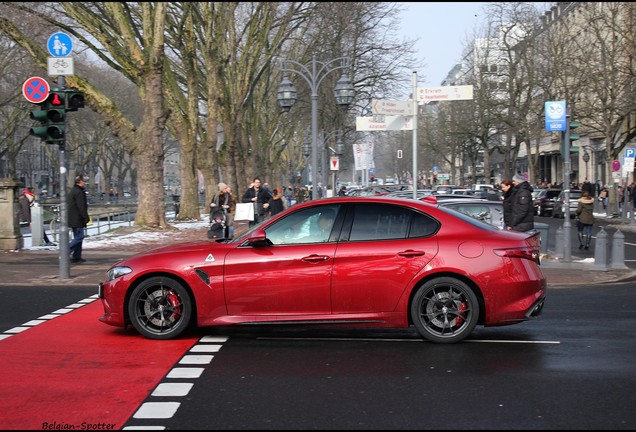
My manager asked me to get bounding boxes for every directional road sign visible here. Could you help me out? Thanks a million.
[416,85,473,102]
[47,32,73,57]
[22,77,50,103]
[356,115,413,131]
[372,99,413,116]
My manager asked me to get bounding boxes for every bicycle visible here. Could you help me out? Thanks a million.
[48,205,61,243]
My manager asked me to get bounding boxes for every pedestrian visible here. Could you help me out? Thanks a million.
[68,175,90,263]
[501,174,534,232]
[241,177,272,227]
[576,190,595,250]
[501,179,514,230]
[581,179,594,197]
[338,185,347,196]
[209,182,235,239]
[267,187,287,217]
[18,188,56,246]
[599,185,608,209]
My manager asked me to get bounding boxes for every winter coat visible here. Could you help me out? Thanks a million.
[242,187,272,216]
[18,194,32,224]
[576,196,595,225]
[67,184,89,228]
[509,181,534,232]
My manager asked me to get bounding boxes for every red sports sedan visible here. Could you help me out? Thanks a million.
[98,196,546,344]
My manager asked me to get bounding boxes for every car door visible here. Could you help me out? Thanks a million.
[222,205,341,315]
[330,203,439,314]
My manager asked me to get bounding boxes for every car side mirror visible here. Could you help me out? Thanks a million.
[246,229,273,247]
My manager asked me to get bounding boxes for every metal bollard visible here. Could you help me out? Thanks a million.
[610,229,628,269]
[593,227,609,270]
[31,204,44,246]
[555,225,564,258]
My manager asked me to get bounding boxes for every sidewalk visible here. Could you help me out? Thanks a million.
[2,219,636,287]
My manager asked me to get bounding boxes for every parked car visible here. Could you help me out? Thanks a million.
[425,193,483,201]
[424,196,504,229]
[98,196,546,344]
[385,189,434,199]
[450,188,479,196]
[534,188,562,216]
[345,185,395,196]
[552,189,583,218]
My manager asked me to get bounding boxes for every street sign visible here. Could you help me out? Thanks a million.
[356,115,413,131]
[47,32,73,57]
[416,85,473,102]
[329,156,339,171]
[22,77,50,103]
[625,147,635,159]
[545,100,566,132]
[372,99,413,116]
[612,160,621,172]
[48,57,74,76]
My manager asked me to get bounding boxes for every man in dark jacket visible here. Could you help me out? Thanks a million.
[68,175,90,263]
[510,174,534,232]
[241,177,272,227]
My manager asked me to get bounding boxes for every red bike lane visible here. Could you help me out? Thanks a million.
[0,301,199,430]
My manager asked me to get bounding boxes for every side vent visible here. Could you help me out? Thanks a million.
[195,269,210,285]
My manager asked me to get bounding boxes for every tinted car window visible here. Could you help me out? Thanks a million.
[347,203,439,241]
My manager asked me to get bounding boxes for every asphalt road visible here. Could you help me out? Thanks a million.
[1,280,635,430]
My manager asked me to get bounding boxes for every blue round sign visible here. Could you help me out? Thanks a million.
[47,32,73,57]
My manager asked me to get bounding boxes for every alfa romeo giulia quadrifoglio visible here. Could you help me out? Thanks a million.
[98,196,546,344]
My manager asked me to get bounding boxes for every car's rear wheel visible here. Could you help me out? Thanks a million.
[411,277,479,344]
[128,276,192,340]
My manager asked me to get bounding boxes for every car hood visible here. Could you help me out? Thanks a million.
[111,240,229,268]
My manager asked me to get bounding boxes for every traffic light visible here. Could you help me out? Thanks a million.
[568,119,580,153]
[65,89,85,112]
[569,119,581,142]
[47,90,65,143]
[29,90,65,144]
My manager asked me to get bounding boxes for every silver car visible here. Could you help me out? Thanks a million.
[552,190,582,218]
[423,196,504,229]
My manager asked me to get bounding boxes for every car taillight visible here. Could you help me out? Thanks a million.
[494,247,540,263]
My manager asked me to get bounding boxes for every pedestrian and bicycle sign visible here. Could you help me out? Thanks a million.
[47,32,73,57]
[22,77,50,103]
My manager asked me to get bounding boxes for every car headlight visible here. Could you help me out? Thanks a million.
[107,266,132,281]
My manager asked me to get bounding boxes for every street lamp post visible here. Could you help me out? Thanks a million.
[277,53,355,200]
[583,147,590,181]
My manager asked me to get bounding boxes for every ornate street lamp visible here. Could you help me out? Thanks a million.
[583,148,590,180]
[277,53,354,200]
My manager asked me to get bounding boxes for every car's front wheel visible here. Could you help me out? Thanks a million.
[128,276,193,340]
[411,277,479,344]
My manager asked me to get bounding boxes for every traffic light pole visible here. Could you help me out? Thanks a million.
[563,109,572,262]
[57,76,70,279]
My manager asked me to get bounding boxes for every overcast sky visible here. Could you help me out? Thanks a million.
[398,2,487,87]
